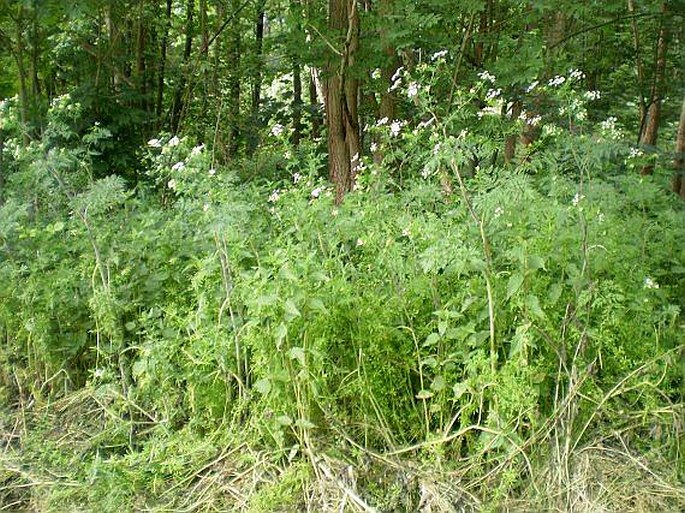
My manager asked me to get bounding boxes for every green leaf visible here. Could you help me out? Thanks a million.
[307,297,327,314]
[284,298,301,320]
[453,382,468,400]
[506,272,525,300]
[431,375,446,392]
[526,255,545,271]
[526,294,546,319]
[276,415,293,426]
[424,333,440,347]
[288,347,306,366]
[254,378,272,395]
[274,322,287,348]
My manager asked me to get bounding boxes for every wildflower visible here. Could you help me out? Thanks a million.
[585,90,601,101]
[356,238,365,247]
[527,115,542,126]
[494,206,504,218]
[390,120,402,137]
[171,161,185,171]
[311,186,324,198]
[271,124,285,137]
[377,117,388,126]
[292,172,302,184]
[432,142,441,155]
[569,69,585,81]
[168,135,181,147]
[371,68,381,80]
[526,80,539,93]
[402,227,411,237]
[167,179,177,190]
[643,277,659,289]
[421,166,432,179]
[370,142,378,153]
[407,82,419,98]
[208,168,216,176]
[485,88,502,100]
[147,138,162,148]
[94,368,105,379]
[431,50,448,61]
[571,192,584,207]
[203,203,210,212]
[629,147,643,158]
[477,70,496,83]
[268,189,280,203]
[548,75,566,87]
[191,144,204,156]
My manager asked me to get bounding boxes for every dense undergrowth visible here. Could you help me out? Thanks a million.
[1,78,684,512]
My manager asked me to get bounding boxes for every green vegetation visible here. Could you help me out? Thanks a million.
[1,1,684,511]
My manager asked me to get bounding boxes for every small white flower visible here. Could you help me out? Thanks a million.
[494,206,504,218]
[431,50,448,61]
[94,121,100,127]
[407,82,419,98]
[147,138,162,148]
[569,69,585,81]
[421,166,432,179]
[402,227,411,237]
[268,189,280,203]
[356,238,364,247]
[643,277,659,289]
[171,161,185,171]
[477,70,496,83]
[284,150,292,160]
[371,69,381,80]
[293,172,302,183]
[526,80,539,93]
[370,142,378,153]
[585,90,601,101]
[311,186,323,198]
[208,168,216,176]
[629,147,643,158]
[527,115,542,126]
[548,75,566,87]
[191,144,204,156]
[485,88,502,100]
[94,368,105,379]
[271,123,285,137]
[432,142,441,155]
[572,192,584,207]
[203,203,210,212]
[167,179,177,190]
[377,117,388,126]
[390,120,402,137]
[168,135,181,147]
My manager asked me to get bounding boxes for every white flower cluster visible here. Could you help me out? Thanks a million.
[548,75,566,87]
[485,88,502,101]
[585,90,601,101]
[643,277,659,289]
[389,66,404,92]
[431,50,448,61]
[569,69,586,81]
[477,70,496,84]
[628,147,643,158]
[407,82,419,98]
[271,124,285,137]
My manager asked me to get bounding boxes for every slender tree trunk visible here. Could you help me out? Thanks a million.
[671,96,685,198]
[292,62,303,146]
[156,0,172,123]
[170,0,194,134]
[309,69,322,139]
[227,0,242,157]
[639,3,669,176]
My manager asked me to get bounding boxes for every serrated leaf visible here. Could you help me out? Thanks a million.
[276,415,293,426]
[526,255,545,271]
[254,378,272,395]
[288,347,306,366]
[431,375,446,392]
[547,283,563,304]
[421,356,438,368]
[526,294,546,319]
[308,297,327,313]
[284,298,301,320]
[453,382,468,399]
[274,322,287,348]
[424,333,440,347]
[506,272,524,300]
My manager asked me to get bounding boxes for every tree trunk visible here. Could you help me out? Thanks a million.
[325,0,360,203]
[293,62,303,146]
[170,0,194,133]
[671,96,685,198]
[156,0,172,124]
[639,3,669,176]
[227,0,242,157]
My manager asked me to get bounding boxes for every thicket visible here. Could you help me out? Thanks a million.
[1,0,685,509]
[1,52,684,511]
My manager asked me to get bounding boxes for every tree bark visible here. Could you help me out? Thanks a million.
[156,0,172,124]
[227,0,242,157]
[671,96,685,198]
[325,0,360,203]
[639,3,669,176]
[170,0,194,134]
